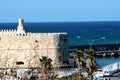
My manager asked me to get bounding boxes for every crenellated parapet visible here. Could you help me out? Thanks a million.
[0,18,67,37]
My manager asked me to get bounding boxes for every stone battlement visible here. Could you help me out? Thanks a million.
[0,18,67,36]
[0,31,67,36]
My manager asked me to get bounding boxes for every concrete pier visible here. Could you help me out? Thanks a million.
[95,50,120,57]
[69,43,120,57]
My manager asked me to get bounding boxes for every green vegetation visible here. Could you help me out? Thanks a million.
[74,50,84,80]
[85,49,97,80]
[39,56,53,80]
[39,56,52,74]
[39,49,97,80]
[73,49,97,80]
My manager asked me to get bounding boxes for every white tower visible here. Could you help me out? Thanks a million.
[17,18,25,33]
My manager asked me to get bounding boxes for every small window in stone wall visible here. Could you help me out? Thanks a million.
[35,40,39,43]
[59,56,62,59]
[19,33,21,36]
[16,61,24,65]
[64,38,67,43]
[23,34,25,36]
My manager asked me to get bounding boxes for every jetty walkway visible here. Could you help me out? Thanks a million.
[69,43,120,57]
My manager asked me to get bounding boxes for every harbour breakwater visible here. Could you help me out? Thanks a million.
[69,43,120,57]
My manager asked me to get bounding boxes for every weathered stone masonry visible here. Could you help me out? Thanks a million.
[0,19,69,68]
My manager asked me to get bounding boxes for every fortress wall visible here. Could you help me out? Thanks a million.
[0,18,69,68]
[0,32,68,68]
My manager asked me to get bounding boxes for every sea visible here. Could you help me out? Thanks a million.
[0,21,120,67]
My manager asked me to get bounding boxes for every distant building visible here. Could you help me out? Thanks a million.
[0,19,69,68]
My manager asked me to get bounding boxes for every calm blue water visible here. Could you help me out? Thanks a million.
[96,57,120,67]
[0,21,120,66]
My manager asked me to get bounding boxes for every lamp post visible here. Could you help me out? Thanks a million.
[77,36,105,49]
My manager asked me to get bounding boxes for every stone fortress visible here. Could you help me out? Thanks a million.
[0,19,69,68]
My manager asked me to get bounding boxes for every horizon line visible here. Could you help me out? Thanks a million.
[1,20,120,23]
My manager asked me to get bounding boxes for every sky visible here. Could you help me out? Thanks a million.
[0,0,120,22]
